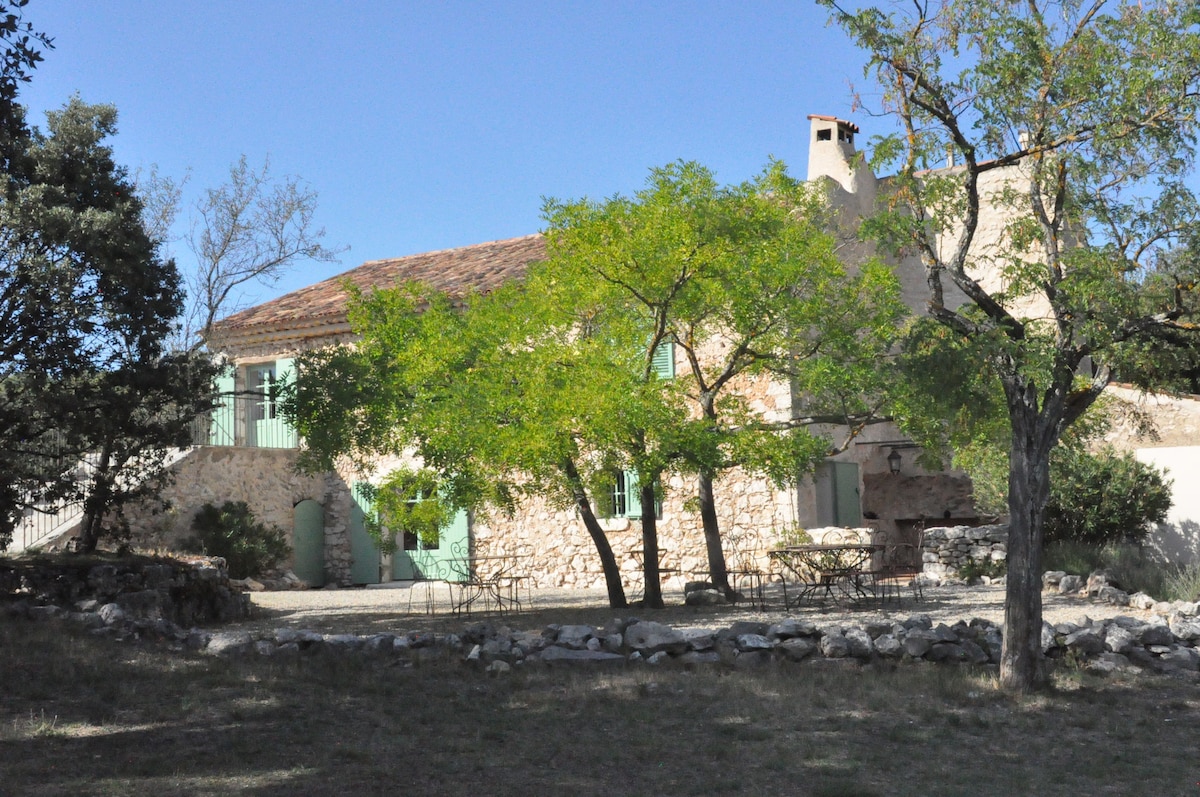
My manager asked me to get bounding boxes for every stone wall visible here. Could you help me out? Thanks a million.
[0,555,249,626]
[474,467,794,592]
[20,575,1200,680]
[122,446,354,586]
[921,524,1009,579]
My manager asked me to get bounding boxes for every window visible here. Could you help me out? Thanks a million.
[603,469,662,520]
[247,363,279,422]
[817,128,832,141]
[402,492,440,550]
[203,358,297,448]
[244,359,296,448]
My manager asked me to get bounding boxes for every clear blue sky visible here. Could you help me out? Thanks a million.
[18,1,883,311]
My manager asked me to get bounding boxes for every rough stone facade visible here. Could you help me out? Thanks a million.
[472,467,795,593]
[122,447,353,584]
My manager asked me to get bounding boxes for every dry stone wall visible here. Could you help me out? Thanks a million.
[0,555,249,627]
[921,524,1009,579]
[12,575,1200,680]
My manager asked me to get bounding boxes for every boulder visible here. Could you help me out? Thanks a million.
[623,621,688,656]
[735,634,774,653]
[685,589,726,607]
[768,614,816,643]
[901,629,935,658]
[874,634,903,658]
[820,632,851,659]
[1104,624,1136,655]
[778,637,817,661]
[1058,575,1085,595]
[554,625,595,649]
[844,628,874,659]
[205,631,254,657]
[1063,629,1105,656]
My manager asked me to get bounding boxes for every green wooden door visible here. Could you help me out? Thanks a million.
[248,358,295,448]
[349,482,381,585]
[292,499,325,587]
[392,508,470,581]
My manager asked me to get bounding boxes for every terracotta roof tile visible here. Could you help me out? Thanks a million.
[210,234,546,336]
[806,114,860,133]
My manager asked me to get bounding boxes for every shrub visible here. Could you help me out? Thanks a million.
[1043,540,1169,599]
[1042,448,1172,547]
[774,524,813,547]
[187,501,289,579]
[957,558,1006,584]
[1162,563,1200,603]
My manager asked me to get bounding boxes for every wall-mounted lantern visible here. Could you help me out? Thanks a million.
[887,448,903,475]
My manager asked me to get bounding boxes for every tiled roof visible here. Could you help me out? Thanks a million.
[807,114,860,133]
[209,234,546,339]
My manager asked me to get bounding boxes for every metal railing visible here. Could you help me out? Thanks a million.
[190,392,298,449]
[10,446,97,553]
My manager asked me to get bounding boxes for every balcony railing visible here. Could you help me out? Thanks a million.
[190,392,298,449]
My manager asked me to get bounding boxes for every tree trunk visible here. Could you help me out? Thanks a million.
[562,458,627,608]
[697,470,731,596]
[640,480,664,608]
[696,396,731,597]
[76,446,112,554]
[999,397,1053,692]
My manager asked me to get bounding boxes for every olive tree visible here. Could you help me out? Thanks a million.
[825,0,1200,690]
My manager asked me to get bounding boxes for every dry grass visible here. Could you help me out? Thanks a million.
[1,612,1199,796]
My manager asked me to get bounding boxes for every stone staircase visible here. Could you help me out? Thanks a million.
[7,446,198,554]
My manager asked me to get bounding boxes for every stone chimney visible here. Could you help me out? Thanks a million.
[806,114,875,213]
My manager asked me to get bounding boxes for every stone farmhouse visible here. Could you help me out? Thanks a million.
[121,113,1199,588]
[117,115,976,590]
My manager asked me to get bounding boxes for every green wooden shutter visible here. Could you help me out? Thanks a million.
[650,341,675,379]
[274,357,297,447]
[209,365,236,446]
[251,358,296,448]
[832,462,861,527]
[349,481,381,584]
[624,469,642,518]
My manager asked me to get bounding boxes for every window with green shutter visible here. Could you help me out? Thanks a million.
[650,341,675,379]
[602,469,661,519]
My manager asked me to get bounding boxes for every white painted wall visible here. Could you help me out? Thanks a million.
[1135,447,1200,564]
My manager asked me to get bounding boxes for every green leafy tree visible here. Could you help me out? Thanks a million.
[542,160,904,597]
[285,278,644,608]
[0,7,210,551]
[0,96,205,551]
[287,160,903,608]
[74,353,218,552]
[826,0,1200,690]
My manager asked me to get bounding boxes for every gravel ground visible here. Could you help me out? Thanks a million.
[232,579,1149,637]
